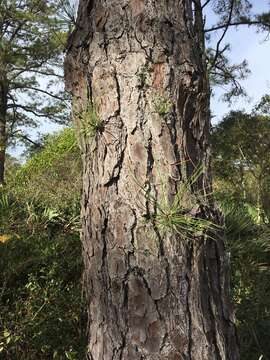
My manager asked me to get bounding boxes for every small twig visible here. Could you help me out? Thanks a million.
[211,0,235,69]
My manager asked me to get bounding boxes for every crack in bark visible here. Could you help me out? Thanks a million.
[146,131,154,177]
[204,240,223,360]
[104,128,127,189]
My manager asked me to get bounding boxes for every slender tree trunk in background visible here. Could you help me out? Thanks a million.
[0,72,8,185]
[65,0,239,358]
[0,120,6,185]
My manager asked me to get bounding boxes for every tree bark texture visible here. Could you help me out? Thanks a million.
[65,1,239,359]
[0,71,8,185]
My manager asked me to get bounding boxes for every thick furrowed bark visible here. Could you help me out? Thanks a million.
[0,74,8,185]
[65,1,239,359]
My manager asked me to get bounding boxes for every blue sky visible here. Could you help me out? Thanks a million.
[211,27,270,122]
[9,0,270,158]
[210,1,270,122]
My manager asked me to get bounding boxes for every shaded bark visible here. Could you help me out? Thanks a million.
[65,0,239,359]
[0,71,8,185]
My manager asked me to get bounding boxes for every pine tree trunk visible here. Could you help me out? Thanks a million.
[65,1,239,358]
[0,122,6,185]
[0,72,8,185]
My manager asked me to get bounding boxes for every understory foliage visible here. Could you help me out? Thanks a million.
[212,106,270,222]
[212,104,270,360]
[222,201,270,360]
[0,128,87,359]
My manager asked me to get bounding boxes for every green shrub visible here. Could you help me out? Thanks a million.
[0,128,86,359]
[13,128,81,215]
[0,233,87,359]
[220,200,270,360]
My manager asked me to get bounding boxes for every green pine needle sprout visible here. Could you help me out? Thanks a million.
[78,103,103,138]
[134,164,220,240]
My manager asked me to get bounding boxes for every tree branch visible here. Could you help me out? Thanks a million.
[211,0,234,69]
[10,130,42,148]
[205,19,270,33]
[7,104,58,118]
[202,0,211,9]
[13,85,66,102]
[11,68,63,79]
